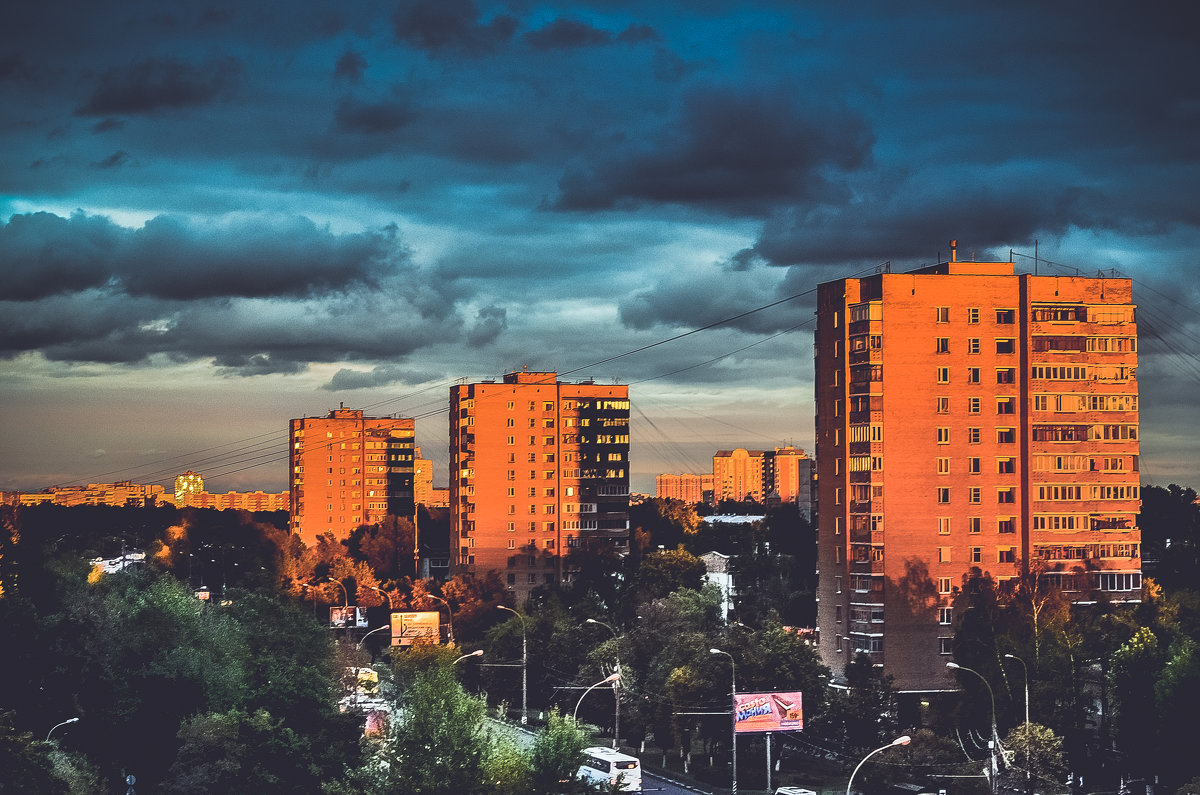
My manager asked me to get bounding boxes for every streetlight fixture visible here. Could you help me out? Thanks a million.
[46,717,79,742]
[846,735,911,795]
[454,649,484,665]
[710,647,738,795]
[365,584,397,610]
[948,661,999,791]
[1004,653,1031,793]
[585,618,622,749]
[429,593,456,646]
[357,625,390,650]
[323,576,348,607]
[497,605,528,725]
[574,673,620,721]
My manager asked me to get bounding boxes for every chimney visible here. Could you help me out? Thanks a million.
[949,239,958,263]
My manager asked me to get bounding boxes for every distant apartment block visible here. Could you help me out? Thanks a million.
[450,371,631,603]
[713,446,813,513]
[18,481,166,507]
[289,407,416,546]
[655,472,714,504]
[815,245,1141,692]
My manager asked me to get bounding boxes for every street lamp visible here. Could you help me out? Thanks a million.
[1004,653,1031,793]
[323,576,348,607]
[948,662,999,791]
[46,717,79,742]
[574,673,620,721]
[586,618,622,749]
[365,584,397,610]
[710,647,738,795]
[454,649,484,665]
[357,625,390,650]
[497,605,528,725]
[846,735,911,795]
[430,593,456,646]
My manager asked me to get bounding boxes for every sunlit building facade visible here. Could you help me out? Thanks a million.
[655,472,714,504]
[450,371,630,602]
[815,247,1141,692]
[289,408,415,546]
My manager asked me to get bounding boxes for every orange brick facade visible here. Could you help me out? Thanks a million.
[713,446,812,508]
[815,254,1141,692]
[289,408,415,546]
[451,372,630,603]
[656,473,714,504]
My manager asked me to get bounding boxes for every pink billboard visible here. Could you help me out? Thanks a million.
[733,691,803,733]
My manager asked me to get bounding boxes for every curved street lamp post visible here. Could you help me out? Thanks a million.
[1004,653,1032,793]
[586,618,622,748]
[46,717,79,742]
[496,605,528,725]
[454,649,484,665]
[847,735,911,795]
[429,594,456,646]
[948,661,999,792]
[574,673,620,721]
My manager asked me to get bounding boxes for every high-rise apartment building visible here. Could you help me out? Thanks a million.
[289,408,415,546]
[815,247,1141,692]
[450,371,630,602]
[656,473,715,504]
[713,446,812,511]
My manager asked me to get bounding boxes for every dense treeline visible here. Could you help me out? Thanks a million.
[0,487,1198,793]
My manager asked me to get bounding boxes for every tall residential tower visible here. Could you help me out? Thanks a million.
[815,247,1141,692]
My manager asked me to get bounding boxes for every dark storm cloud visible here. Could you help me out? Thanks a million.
[76,56,243,116]
[0,211,403,301]
[334,50,367,83]
[91,151,131,170]
[524,18,612,50]
[465,304,507,346]
[393,0,517,55]
[618,267,793,335]
[323,364,444,391]
[554,85,873,214]
[334,97,415,134]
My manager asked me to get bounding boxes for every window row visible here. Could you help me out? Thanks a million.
[937,517,1014,534]
[937,367,1017,383]
[937,427,1017,444]
[935,307,1015,325]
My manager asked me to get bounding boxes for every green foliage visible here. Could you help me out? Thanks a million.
[480,734,533,795]
[528,711,588,795]
[1000,721,1068,791]
[625,546,705,602]
[0,711,65,795]
[810,654,896,754]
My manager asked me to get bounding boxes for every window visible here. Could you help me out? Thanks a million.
[971,546,982,563]
[998,488,1016,504]
[998,547,1016,563]
[937,427,950,444]
[968,457,981,474]
[936,396,950,413]
[937,367,950,383]
[967,397,981,414]
[997,368,1015,384]
[997,397,1015,414]
[936,306,950,322]
[998,518,1015,534]
[937,457,950,474]
[507,539,515,549]
[938,517,951,535]
[937,487,950,504]
[968,487,981,504]
[967,308,980,324]
[969,517,982,534]
[968,338,981,354]
[967,367,981,384]
[936,337,950,353]
[968,427,981,443]
[997,428,1016,444]
[938,577,953,594]
[939,637,954,655]
[998,457,1015,474]
[996,339,1016,354]
[938,547,952,563]
[996,309,1015,324]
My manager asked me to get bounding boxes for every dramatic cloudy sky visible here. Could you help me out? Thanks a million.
[3,1,1199,494]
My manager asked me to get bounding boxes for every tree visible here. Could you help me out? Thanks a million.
[1000,721,1068,793]
[528,711,589,795]
[624,547,705,603]
[0,711,65,795]
[1109,626,1163,779]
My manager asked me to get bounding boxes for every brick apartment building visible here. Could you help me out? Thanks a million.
[656,472,714,504]
[713,446,813,509]
[815,246,1141,692]
[450,371,630,602]
[289,408,416,546]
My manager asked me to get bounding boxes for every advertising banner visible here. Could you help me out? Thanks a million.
[733,691,803,733]
[390,611,441,645]
[330,606,368,629]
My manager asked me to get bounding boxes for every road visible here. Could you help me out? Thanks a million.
[485,719,711,794]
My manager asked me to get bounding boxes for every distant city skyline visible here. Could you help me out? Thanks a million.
[3,2,1198,495]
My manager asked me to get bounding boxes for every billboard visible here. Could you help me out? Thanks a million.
[391,611,441,646]
[733,691,803,733]
[330,606,369,629]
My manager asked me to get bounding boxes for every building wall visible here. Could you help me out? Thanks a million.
[655,473,714,504]
[289,408,415,546]
[451,372,630,603]
[815,255,1141,692]
[713,448,766,503]
[18,482,166,507]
